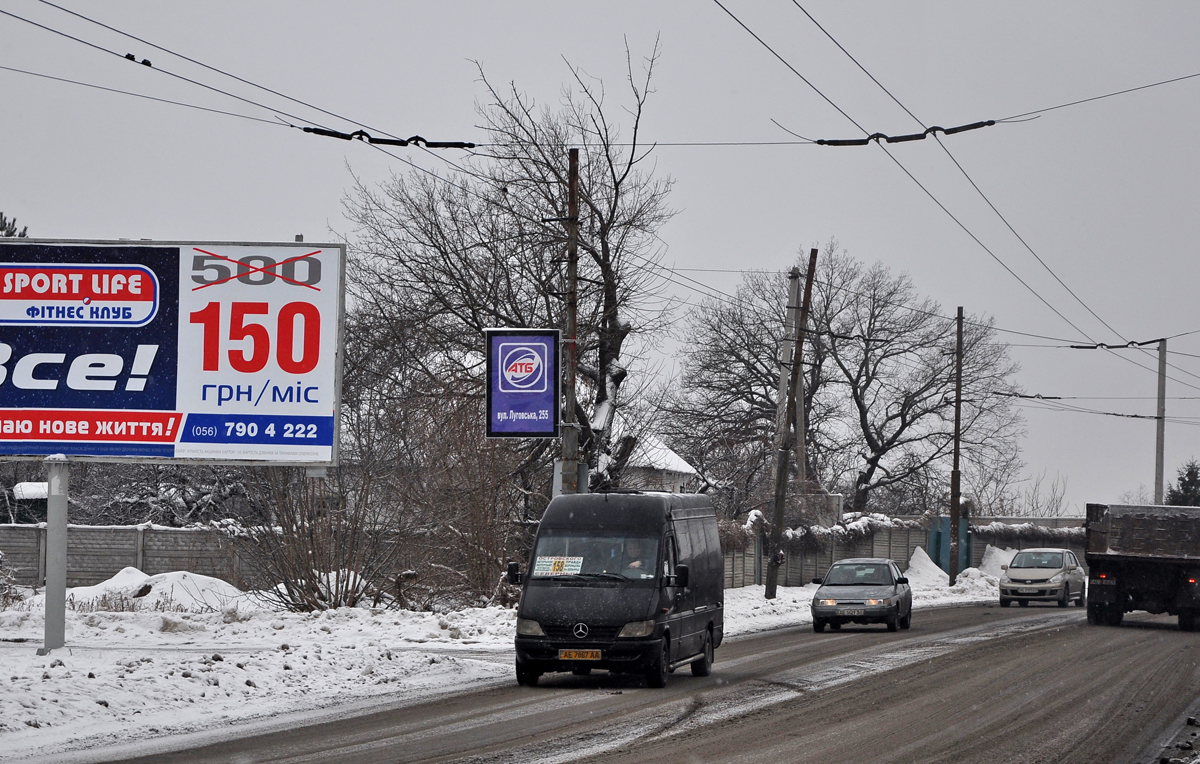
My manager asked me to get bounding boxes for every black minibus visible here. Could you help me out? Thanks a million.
[508,491,723,688]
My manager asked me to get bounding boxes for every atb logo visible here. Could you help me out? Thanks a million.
[499,343,548,393]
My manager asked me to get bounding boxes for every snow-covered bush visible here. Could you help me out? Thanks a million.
[0,550,21,610]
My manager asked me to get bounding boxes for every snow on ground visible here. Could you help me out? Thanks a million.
[1,552,1006,761]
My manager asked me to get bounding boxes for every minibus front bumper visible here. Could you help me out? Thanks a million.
[514,635,661,674]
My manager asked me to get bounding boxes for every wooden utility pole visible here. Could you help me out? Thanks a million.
[948,307,964,585]
[1155,338,1167,504]
[560,148,581,494]
[765,248,818,599]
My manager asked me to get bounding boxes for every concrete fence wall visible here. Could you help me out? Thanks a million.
[0,524,242,588]
[2,517,1081,593]
[723,526,928,589]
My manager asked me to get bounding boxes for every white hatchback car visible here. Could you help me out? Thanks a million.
[999,548,1086,607]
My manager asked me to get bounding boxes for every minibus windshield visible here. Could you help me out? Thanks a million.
[530,531,661,581]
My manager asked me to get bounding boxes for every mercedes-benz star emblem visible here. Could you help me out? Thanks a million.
[572,623,589,639]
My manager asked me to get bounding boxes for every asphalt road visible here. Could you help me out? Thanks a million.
[95,604,1200,764]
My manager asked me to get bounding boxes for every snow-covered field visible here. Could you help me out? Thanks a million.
[0,547,1014,762]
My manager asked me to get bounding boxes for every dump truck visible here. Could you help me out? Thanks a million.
[1085,502,1200,630]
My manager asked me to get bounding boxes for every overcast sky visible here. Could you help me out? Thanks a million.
[5,1,1200,513]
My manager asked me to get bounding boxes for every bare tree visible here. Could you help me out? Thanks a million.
[1008,471,1070,517]
[665,240,1023,519]
[812,246,1022,513]
[346,44,674,490]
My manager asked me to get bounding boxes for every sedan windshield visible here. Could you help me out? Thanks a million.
[823,563,893,586]
[1010,551,1063,569]
[530,532,660,580]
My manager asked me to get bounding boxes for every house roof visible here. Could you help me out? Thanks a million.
[626,432,697,476]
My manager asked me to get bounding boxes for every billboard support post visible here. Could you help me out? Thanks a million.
[38,454,68,655]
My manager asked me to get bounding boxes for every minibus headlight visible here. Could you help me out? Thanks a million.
[516,618,545,636]
[617,619,656,638]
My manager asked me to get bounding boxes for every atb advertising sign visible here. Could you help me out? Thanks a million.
[0,240,344,464]
[485,328,559,438]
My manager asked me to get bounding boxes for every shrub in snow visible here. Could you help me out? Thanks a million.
[0,550,22,610]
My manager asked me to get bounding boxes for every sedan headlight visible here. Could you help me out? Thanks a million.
[865,598,886,606]
[516,618,545,636]
[617,619,655,638]
[1048,573,1065,585]
[818,599,837,606]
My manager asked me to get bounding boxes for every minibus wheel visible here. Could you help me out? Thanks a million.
[645,638,669,688]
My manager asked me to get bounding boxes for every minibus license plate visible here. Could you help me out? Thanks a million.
[559,649,601,661]
[837,608,864,616]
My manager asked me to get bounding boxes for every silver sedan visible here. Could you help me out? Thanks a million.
[811,558,913,633]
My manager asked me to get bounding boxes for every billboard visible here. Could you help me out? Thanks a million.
[485,328,559,438]
[0,240,344,464]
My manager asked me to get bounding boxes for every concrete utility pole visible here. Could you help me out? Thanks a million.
[40,455,68,655]
[1156,338,1167,504]
[765,248,818,599]
[948,307,964,586]
[559,148,581,495]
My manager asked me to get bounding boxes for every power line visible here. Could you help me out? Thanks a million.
[0,7,328,130]
[8,4,474,150]
[782,1,1200,394]
[1001,71,1200,122]
[0,64,284,126]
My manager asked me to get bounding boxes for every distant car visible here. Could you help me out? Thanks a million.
[810,558,912,633]
[999,548,1086,608]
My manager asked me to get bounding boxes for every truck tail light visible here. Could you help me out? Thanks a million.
[1099,574,1107,579]
[1189,578,1197,585]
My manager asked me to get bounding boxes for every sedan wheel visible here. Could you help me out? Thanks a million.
[1058,584,1069,608]
[812,618,826,633]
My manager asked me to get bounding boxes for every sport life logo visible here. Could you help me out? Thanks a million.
[499,343,548,393]
[0,263,159,327]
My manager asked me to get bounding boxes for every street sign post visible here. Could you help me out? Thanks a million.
[484,328,560,438]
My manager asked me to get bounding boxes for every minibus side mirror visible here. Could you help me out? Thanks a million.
[1001,564,1008,571]
[671,564,689,588]
[506,561,522,585]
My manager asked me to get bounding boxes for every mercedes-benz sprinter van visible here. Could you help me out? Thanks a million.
[508,491,723,688]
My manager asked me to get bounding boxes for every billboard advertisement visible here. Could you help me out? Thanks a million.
[485,328,559,438]
[0,240,343,464]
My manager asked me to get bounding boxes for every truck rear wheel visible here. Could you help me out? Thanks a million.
[1181,612,1197,632]
[1103,605,1124,627]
